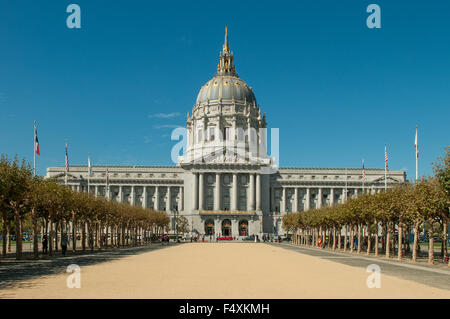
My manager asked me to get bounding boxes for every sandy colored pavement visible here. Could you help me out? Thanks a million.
[1,243,449,299]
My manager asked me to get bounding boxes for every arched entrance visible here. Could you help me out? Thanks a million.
[221,219,232,236]
[239,220,248,236]
[204,219,215,235]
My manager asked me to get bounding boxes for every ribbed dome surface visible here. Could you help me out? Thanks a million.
[196,75,256,105]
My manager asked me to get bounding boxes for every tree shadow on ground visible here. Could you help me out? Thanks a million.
[0,243,176,291]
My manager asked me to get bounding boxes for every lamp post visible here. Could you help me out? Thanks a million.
[173,209,178,243]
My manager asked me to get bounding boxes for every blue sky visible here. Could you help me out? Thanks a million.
[0,0,449,179]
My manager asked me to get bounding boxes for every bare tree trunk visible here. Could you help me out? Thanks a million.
[350,225,354,252]
[1,212,7,257]
[72,220,77,252]
[338,227,342,250]
[32,209,39,259]
[386,221,391,259]
[398,222,403,261]
[14,211,22,260]
[428,222,434,264]
[412,221,420,262]
[105,224,109,249]
[333,228,337,250]
[54,222,58,252]
[343,225,347,252]
[7,224,11,253]
[48,220,53,256]
[81,221,86,251]
[374,221,379,256]
[95,222,99,249]
[367,224,372,255]
[442,222,447,259]
[357,224,362,254]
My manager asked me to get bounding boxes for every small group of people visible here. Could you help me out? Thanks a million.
[41,232,69,256]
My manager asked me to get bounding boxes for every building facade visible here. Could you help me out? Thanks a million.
[46,29,406,238]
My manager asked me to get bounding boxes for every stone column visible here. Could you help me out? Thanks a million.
[342,188,346,203]
[130,185,135,206]
[154,186,159,211]
[354,188,358,199]
[256,174,261,211]
[142,186,147,209]
[118,186,123,203]
[179,187,184,211]
[281,187,286,213]
[330,188,334,206]
[231,173,238,211]
[214,173,221,211]
[305,188,310,211]
[95,185,99,197]
[193,173,198,210]
[318,188,323,209]
[166,186,171,212]
[199,173,205,211]
[232,219,239,237]
[248,173,255,211]
[294,188,298,212]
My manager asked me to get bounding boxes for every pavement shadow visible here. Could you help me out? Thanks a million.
[0,243,177,291]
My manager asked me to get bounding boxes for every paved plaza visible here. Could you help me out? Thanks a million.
[0,242,449,299]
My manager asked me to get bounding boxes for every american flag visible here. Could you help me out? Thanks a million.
[384,144,388,171]
[65,142,69,172]
[34,126,40,156]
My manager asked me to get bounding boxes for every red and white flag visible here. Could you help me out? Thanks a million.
[65,142,69,172]
[384,144,389,171]
[414,126,418,159]
[34,125,40,156]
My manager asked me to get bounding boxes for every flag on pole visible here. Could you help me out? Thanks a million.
[34,125,40,156]
[88,154,92,177]
[65,141,69,172]
[414,126,419,159]
[384,144,389,171]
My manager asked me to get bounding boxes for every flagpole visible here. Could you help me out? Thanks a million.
[345,167,348,202]
[87,153,90,195]
[65,140,68,186]
[33,120,36,177]
[384,144,387,191]
[415,125,418,181]
[362,158,365,194]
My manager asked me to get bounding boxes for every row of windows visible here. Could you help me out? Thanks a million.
[285,175,363,180]
[197,127,256,143]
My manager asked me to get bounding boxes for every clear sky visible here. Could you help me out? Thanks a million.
[0,0,449,179]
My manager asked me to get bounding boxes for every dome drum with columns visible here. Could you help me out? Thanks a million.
[46,28,407,239]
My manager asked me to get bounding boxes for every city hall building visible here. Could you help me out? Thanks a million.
[46,29,406,238]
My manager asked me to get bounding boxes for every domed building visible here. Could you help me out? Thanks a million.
[46,28,406,239]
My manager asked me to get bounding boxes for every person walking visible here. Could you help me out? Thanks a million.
[42,236,48,254]
[61,233,68,256]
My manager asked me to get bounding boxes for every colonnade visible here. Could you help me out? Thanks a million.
[274,186,384,213]
[193,172,262,212]
[69,184,184,212]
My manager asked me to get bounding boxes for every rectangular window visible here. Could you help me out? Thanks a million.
[209,127,215,141]
[224,127,230,141]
